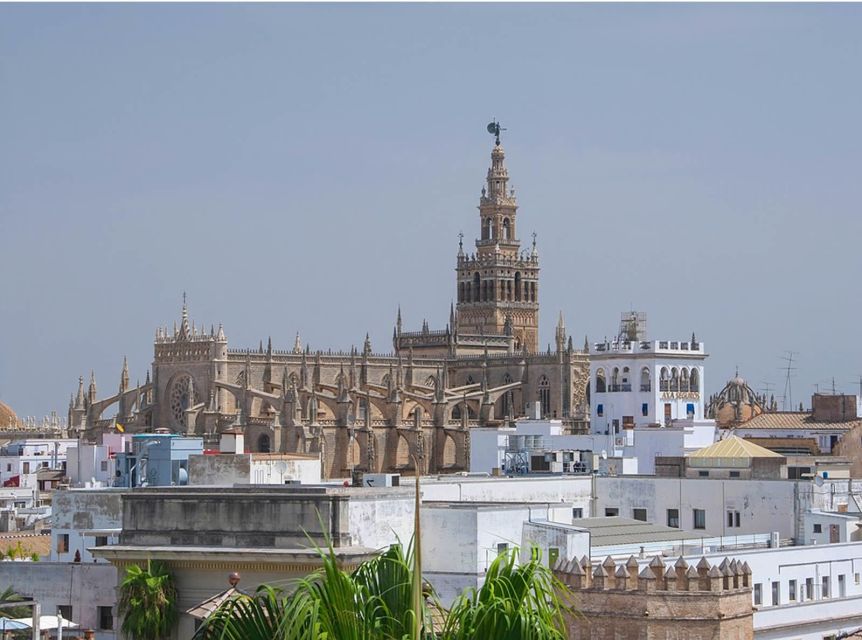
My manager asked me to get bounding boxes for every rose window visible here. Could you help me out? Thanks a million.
[169,375,201,426]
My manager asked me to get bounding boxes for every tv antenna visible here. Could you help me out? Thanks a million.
[779,351,798,411]
[487,119,506,145]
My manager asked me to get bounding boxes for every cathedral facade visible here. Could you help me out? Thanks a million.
[68,134,590,478]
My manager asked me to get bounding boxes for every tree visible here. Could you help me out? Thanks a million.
[0,586,33,619]
[194,471,572,640]
[118,560,177,640]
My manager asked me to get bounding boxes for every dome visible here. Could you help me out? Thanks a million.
[491,144,505,157]
[0,401,18,428]
[707,373,769,428]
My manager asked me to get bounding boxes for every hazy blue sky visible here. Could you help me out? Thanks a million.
[2,4,862,418]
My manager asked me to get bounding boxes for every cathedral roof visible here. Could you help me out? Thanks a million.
[0,401,18,428]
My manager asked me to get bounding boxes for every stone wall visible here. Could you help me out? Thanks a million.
[556,554,754,640]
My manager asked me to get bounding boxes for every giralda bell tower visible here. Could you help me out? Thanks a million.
[455,123,540,353]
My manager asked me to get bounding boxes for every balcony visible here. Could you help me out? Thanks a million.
[640,384,651,392]
[607,384,632,392]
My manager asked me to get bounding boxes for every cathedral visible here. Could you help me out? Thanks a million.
[68,131,590,478]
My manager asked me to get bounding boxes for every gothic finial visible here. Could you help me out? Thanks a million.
[293,332,302,354]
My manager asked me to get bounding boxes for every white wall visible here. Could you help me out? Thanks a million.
[51,490,123,563]
[420,476,593,514]
[596,476,797,538]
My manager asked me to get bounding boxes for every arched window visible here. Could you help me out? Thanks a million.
[680,368,690,392]
[660,367,669,392]
[514,272,522,301]
[466,375,475,386]
[257,434,271,453]
[473,273,481,302]
[671,368,679,391]
[483,218,492,240]
[640,367,651,392]
[538,375,551,417]
[458,282,464,303]
[502,218,510,240]
[611,367,620,391]
[690,368,699,392]
[595,369,606,393]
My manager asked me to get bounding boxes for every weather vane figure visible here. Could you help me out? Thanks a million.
[486,119,506,145]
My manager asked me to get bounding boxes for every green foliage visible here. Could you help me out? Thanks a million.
[440,547,572,640]
[195,542,433,640]
[118,560,177,640]
[29,552,39,562]
[194,543,571,640]
[0,585,33,619]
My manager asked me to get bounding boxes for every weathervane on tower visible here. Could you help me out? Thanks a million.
[486,119,505,145]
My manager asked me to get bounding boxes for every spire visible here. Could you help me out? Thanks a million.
[584,335,589,352]
[396,306,402,335]
[216,323,226,341]
[555,312,567,354]
[119,356,129,394]
[363,332,372,356]
[449,302,456,331]
[178,294,190,340]
[266,336,273,358]
[457,232,464,258]
[531,232,538,259]
[75,376,85,410]
[87,370,97,404]
[293,332,302,354]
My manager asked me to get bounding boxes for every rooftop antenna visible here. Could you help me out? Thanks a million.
[779,351,798,411]
[852,375,862,398]
[487,119,506,145]
[760,381,775,399]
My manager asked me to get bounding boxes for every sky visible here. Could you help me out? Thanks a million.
[2,4,862,419]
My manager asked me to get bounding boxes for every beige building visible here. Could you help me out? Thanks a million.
[68,134,590,478]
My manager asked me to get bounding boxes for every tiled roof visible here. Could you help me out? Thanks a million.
[734,412,862,431]
[689,435,783,460]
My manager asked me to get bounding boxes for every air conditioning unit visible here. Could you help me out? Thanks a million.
[362,473,401,488]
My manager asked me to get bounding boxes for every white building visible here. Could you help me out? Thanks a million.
[67,434,131,488]
[589,312,715,448]
[0,439,77,487]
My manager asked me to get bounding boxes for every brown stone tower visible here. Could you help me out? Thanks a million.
[455,128,539,352]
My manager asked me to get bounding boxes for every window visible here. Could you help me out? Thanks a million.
[771,581,780,606]
[754,583,762,605]
[58,605,72,621]
[693,508,706,530]
[822,576,830,598]
[789,579,797,601]
[548,547,559,568]
[839,574,846,598]
[572,508,583,519]
[855,573,860,585]
[727,511,740,528]
[605,507,619,517]
[805,577,814,600]
[698,470,709,477]
[686,403,695,418]
[5,464,9,472]
[641,403,648,417]
[597,404,604,417]
[538,376,551,417]
[814,523,822,534]
[496,543,508,556]
[667,509,680,528]
[100,460,108,472]
[633,508,647,522]
[95,536,108,547]
[22,462,29,474]
[98,606,114,630]
[729,471,740,478]
[57,533,69,554]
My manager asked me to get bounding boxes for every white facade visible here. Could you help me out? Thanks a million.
[590,334,708,433]
[51,489,123,564]
[67,434,131,488]
[0,438,77,486]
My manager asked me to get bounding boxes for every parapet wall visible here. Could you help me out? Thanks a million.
[554,554,754,640]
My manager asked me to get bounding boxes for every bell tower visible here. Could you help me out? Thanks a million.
[455,123,539,352]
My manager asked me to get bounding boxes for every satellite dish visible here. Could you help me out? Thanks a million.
[601,450,608,460]
[815,475,824,487]
[274,461,288,474]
